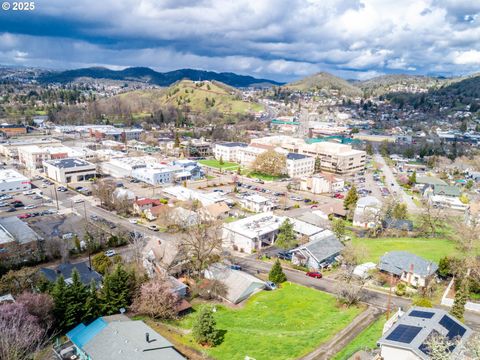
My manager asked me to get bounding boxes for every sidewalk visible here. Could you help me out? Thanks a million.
[300,306,382,360]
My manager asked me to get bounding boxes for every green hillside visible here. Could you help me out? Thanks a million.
[284,72,362,97]
[116,80,263,115]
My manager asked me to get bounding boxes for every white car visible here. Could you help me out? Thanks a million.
[24,205,37,210]
[129,219,139,224]
[23,190,35,195]
[148,225,160,232]
[105,249,116,257]
[73,199,84,203]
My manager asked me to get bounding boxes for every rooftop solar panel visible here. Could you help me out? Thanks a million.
[410,310,435,319]
[439,315,466,340]
[386,324,422,344]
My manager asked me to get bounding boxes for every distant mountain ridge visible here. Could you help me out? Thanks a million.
[38,67,284,88]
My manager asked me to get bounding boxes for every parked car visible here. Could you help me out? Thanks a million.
[148,225,159,232]
[230,264,242,270]
[24,205,37,210]
[6,207,16,212]
[306,271,322,279]
[90,214,99,221]
[57,186,67,192]
[12,202,24,208]
[17,213,31,219]
[73,199,84,203]
[277,251,292,261]
[265,281,277,290]
[129,219,139,224]
[0,195,12,200]
[333,193,344,199]
[23,190,35,195]
[105,249,116,257]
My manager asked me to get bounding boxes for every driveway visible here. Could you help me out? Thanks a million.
[374,153,420,213]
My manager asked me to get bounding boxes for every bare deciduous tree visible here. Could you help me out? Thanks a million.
[418,200,445,237]
[451,217,480,253]
[424,333,458,360]
[179,216,223,277]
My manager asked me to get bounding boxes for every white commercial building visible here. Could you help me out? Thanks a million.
[18,145,97,170]
[43,158,96,183]
[0,169,31,193]
[299,142,366,174]
[163,186,226,206]
[300,173,344,194]
[132,167,176,185]
[240,194,273,213]
[213,142,248,163]
[237,144,271,167]
[222,212,282,254]
[285,153,315,178]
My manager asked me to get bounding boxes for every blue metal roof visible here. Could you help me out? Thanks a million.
[67,317,108,349]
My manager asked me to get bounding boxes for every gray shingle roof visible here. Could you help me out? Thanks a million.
[378,251,438,277]
[293,232,344,264]
[40,262,102,287]
[432,184,461,197]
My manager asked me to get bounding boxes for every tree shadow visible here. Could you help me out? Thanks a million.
[215,329,227,345]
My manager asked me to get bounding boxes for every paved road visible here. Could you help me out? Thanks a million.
[374,153,420,213]
[235,257,480,330]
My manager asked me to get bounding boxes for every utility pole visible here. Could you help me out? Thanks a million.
[386,273,393,320]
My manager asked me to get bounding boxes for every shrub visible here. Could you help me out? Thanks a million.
[412,297,433,308]
[395,282,406,296]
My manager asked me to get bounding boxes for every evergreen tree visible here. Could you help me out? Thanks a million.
[101,264,135,315]
[82,281,101,323]
[269,259,287,284]
[219,156,224,165]
[365,143,373,156]
[450,279,468,322]
[275,219,296,250]
[344,185,359,212]
[64,269,89,329]
[51,275,68,330]
[408,171,417,185]
[193,307,219,346]
[331,218,346,240]
[392,203,408,220]
[174,132,180,148]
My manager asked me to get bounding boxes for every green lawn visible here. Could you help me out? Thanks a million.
[351,236,462,264]
[171,283,363,360]
[332,316,385,360]
[199,159,240,170]
[247,172,287,181]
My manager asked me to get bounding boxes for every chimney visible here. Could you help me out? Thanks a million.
[145,332,150,343]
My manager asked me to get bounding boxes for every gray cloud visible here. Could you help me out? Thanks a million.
[0,0,479,81]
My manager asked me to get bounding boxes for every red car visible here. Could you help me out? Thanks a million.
[334,193,344,199]
[306,271,322,279]
[17,213,31,219]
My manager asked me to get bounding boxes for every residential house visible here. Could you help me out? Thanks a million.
[378,307,472,360]
[382,219,414,232]
[40,262,103,287]
[204,263,265,304]
[423,184,466,211]
[241,194,273,213]
[201,202,230,220]
[291,230,344,270]
[144,205,166,221]
[353,196,382,228]
[143,237,187,277]
[378,251,438,288]
[65,315,186,360]
[133,198,163,215]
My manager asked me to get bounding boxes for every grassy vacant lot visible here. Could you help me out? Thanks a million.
[332,315,385,360]
[172,283,363,360]
[199,159,240,170]
[351,236,462,263]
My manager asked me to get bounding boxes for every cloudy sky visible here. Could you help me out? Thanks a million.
[0,0,480,81]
